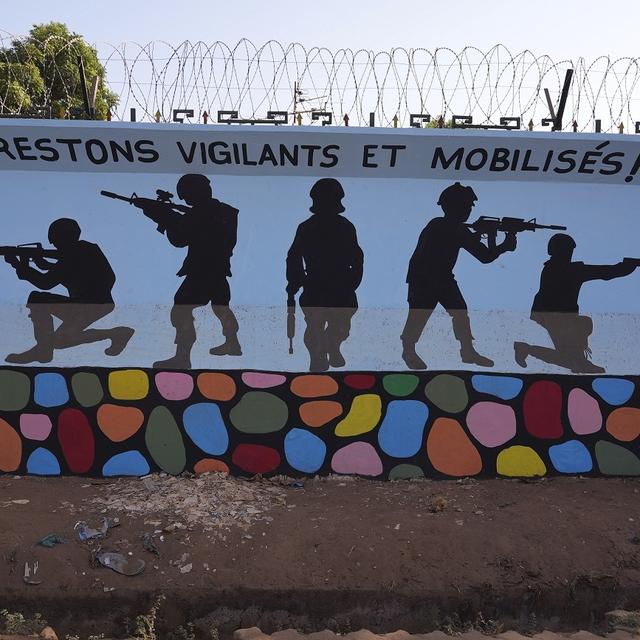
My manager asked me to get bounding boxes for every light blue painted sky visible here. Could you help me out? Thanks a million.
[2,0,637,60]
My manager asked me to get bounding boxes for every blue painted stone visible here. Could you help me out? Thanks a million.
[183,403,229,456]
[26,447,60,475]
[378,400,429,458]
[34,372,69,408]
[592,378,635,406]
[102,451,150,477]
[284,428,327,473]
[471,375,524,401]
[548,440,593,473]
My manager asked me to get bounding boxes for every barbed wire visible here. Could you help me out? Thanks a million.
[2,31,640,132]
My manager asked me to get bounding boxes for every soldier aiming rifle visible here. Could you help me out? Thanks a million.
[2,219,134,364]
[102,174,241,369]
[401,182,565,370]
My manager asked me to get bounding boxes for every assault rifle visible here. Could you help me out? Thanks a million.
[0,243,58,263]
[287,295,296,355]
[466,216,567,248]
[100,189,191,233]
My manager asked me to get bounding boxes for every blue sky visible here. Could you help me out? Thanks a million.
[2,0,636,60]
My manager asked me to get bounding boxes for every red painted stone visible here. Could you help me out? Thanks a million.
[343,374,376,390]
[232,444,280,475]
[57,408,95,473]
[523,380,563,439]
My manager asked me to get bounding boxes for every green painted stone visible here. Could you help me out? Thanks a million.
[595,440,640,476]
[389,464,425,480]
[229,391,289,434]
[145,406,186,475]
[0,370,31,411]
[71,372,104,407]
[383,374,419,397]
[424,374,468,413]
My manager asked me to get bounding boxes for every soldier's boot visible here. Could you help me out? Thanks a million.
[210,305,242,356]
[571,358,605,374]
[453,312,494,367]
[309,352,330,373]
[105,327,135,356]
[209,334,242,356]
[154,306,194,369]
[514,341,529,368]
[328,347,346,368]
[153,347,191,370]
[401,339,427,370]
[6,306,54,364]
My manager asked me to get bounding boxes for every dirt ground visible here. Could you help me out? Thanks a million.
[1,473,640,639]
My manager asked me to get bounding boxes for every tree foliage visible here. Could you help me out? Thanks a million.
[0,22,118,119]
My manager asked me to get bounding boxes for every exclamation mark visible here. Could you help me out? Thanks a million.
[625,153,640,182]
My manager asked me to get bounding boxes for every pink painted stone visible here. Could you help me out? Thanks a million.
[568,388,602,435]
[466,401,517,448]
[331,442,383,477]
[241,372,287,389]
[19,414,52,441]
[155,372,194,401]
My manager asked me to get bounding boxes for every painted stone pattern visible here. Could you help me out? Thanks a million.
[1,367,640,479]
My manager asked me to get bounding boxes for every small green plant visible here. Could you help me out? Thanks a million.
[474,611,504,635]
[1,609,48,634]
[133,595,165,640]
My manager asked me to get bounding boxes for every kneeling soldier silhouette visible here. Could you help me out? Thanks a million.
[515,233,639,374]
[286,179,364,372]
[3,218,134,364]
[401,182,517,370]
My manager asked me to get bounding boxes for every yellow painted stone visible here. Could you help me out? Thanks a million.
[335,394,382,437]
[496,445,546,477]
[108,369,149,401]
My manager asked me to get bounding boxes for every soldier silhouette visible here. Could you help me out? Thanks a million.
[401,182,517,370]
[4,218,134,364]
[138,174,241,369]
[514,233,639,374]
[286,178,364,372]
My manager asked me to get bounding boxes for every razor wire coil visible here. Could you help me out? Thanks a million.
[2,32,640,132]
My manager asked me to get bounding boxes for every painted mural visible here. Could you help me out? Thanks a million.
[0,367,640,478]
[0,120,639,478]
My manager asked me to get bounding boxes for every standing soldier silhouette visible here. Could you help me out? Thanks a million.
[4,218,134,363]
[138,174,241,369]
[401,182,516,370]
[286,178,364,372]
[514,233,639,373]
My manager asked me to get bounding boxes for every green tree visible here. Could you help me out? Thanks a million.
[0,22,118,119]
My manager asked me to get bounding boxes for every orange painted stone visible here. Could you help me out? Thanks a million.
[606,407,640,442]
[299,400,343,427]
[290,375,339,398]
[426,417,482,477]
[0,418,21,472]
[97,404,145,442]
[197,373,236,401]
[194,458,230,474]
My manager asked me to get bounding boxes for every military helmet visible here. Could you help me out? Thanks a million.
[547,233,576,257]
[48,218,81,245]
[177,174,211,199]
[437,182,477,208]
[309,178,345,214]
